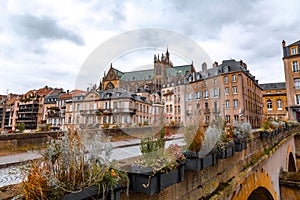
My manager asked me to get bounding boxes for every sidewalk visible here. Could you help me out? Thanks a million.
[0,134,183,169]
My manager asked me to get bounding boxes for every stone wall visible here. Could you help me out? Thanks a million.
[0,131,64,150]
[279,171,300,200]
[294,134,300,169]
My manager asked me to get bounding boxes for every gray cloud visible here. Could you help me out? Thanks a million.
[10,13,84,46]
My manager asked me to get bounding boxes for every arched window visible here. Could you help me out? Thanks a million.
[267,100,272,110]
[277,99,282,110]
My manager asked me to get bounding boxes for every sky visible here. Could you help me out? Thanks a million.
[1,0,300,94]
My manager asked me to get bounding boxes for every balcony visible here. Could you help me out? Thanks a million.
[80,109,98,115]
[97,108,113,115]
[18,108,39,113]
[112,108,137,114]
[204,108,210,114]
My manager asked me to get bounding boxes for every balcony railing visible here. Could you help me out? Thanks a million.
[204,108,210,114]
[112,108,137,114]
[80,109,98,115]
[97,108,113,115]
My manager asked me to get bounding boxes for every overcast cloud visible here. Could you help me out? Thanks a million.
[1,0,300,94]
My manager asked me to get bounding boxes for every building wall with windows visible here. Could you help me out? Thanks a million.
[282,40,300,121]
[220,60,263,128]
[260,82,288,121]
[161,60,263,128]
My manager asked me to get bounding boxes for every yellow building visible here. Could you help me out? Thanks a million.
[282,40,300,121]
[260,82,288,121]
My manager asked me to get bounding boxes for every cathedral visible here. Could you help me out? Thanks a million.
[99,49,195,93]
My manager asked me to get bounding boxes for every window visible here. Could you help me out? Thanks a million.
[224,76,228,83]
[188,93,192,100]
[69,105,72,112]
[225,100,230,108]
[233,86,238,94]
[225,87,229,95]
[292,61,299,72]
[166,105,169,112]
[295,79,300,89]
[170,105,173,112]
[233,99,238,108]
[291,47,297,55]
[178,106,181,113]
[267,99,272,110]
[232,75,237,82]
[296,95,300,105]
[205,115,210,124]
[213,88,219,97]
[234,115,239,122]
[214,101,218,112]
[204,90,209,99]
[214,79,216,86]
[225,115,230,122]
[197,91,201,99]
[277,99,282,110]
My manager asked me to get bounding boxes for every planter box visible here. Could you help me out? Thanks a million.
[201,151,217,169]
[260,131,271,138]
[62,185,120,200]
[184,151,203,172]
[159,169,178,191]
[234,139,247,152]
[130,172,158,195]
[177,163,185,183]
[217,143,234,159]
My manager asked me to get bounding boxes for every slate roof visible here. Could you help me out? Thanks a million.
[287,40,300,47]
[167,65,193,77]
[260,82,286,90]
[120,69,153,81]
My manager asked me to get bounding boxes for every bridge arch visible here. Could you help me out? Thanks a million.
[286,144,297,172]
[247,186,274,200]
[288,152,296,172]
[232,168,277,200]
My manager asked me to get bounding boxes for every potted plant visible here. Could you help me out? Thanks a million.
[183,118,223,171]
[232,122,252,152]
[21,130,129,200]
[129,130,185,195]
[259,120,273,138]
[216,130,234,159]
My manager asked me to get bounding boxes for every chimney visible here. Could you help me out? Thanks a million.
[282,40,286,48]
[202,62,207,72]
[213,61,218,68]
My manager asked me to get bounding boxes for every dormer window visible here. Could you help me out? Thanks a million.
[224,66,230,73]
[291,47,297,55]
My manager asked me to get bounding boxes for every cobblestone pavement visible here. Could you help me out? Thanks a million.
[0,136,184,188]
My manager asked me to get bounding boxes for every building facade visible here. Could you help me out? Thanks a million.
[161,60,263,128]
[282,40,300,121]
[100,49,195,93]
[260,82,288,121]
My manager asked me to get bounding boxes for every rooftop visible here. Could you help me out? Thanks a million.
[260,82,286,90]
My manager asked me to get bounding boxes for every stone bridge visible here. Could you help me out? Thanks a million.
[124,128,300,200]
